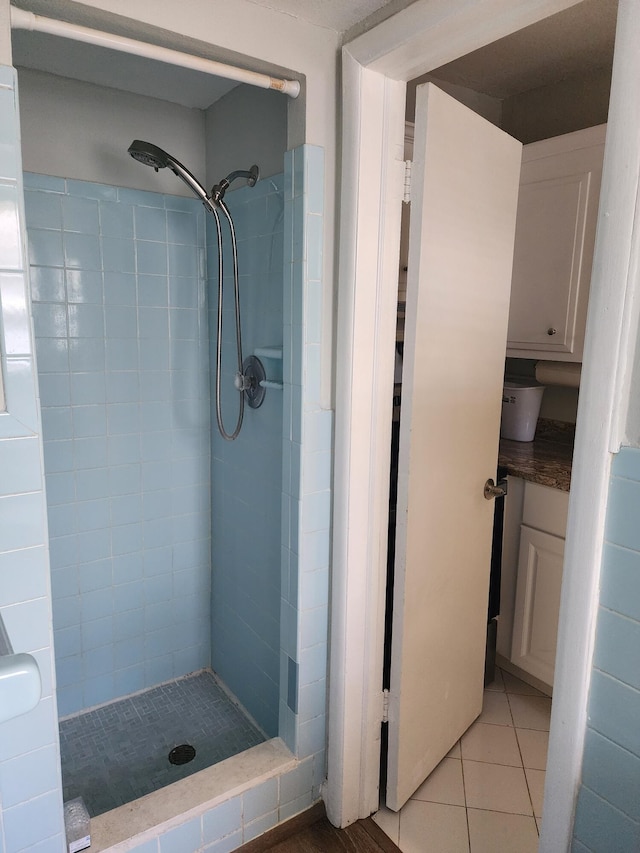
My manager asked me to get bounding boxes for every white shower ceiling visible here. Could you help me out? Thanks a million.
[11,29,239,109]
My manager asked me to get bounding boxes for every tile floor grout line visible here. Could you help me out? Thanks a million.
[465,804,539,817]
[459,739,472,853]
[514,724,541,837]
[506,684,546,836]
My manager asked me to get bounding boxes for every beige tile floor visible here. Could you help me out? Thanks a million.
[374,668,551,853]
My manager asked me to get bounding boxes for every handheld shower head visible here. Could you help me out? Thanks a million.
[128,140,215,212]
[128,140,171,171]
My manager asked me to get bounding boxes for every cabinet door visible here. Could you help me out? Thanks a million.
[506,125,605,362]
[511,524,564,687]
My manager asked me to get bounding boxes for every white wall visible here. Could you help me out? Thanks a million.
[17,67,206,193]
[0,0,10,65]
[206,85,287,184]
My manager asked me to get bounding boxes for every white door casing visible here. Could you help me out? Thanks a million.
[329,3,640,850]
[386,83,522,811]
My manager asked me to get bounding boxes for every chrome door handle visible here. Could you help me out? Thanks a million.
[484,478,507,500]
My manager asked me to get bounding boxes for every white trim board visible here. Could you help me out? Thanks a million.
[327,2,640,852]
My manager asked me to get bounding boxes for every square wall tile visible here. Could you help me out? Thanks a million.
[29,267,65,303]
[64,232,101,270]
[593,606,640,691]
[36,338,69,372]
[581,727,640,822]
[1,272,32,355]
[243,777,278,822]
[62,196,99,234]
[0,492,46,551]
[0,183,24,269]
[27,229,64,268]
[611,446,640,481]
[600,544,640,623]
[202,797,242,844]
[24,190,62,230]
[606,476,640,551]
[0,545,48,605]
[573,785,639,851]
[102,237,135,273]
[3,791,64,852]
[0,437,42,495]
[588,669,640,756]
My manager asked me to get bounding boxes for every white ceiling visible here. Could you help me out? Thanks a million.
[429,0,617,99]
[242,0,399,32]
[11,0,618,109]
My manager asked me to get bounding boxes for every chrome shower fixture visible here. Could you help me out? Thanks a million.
[211,165,260,206]
[128,140,259,211]
[127,139,261,441]
[127,140,216,213]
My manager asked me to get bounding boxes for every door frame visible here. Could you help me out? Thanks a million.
[327,2,640,851]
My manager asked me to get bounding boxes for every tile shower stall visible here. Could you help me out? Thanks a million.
[18,136,330,844]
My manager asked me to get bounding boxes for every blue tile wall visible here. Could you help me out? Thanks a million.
[10,122,326,849]
[209,176,285,737]
[573,446,640,851]
[56,150,325,853]
[0,64,65,851]
[280,146,330,772]
[25,173,211,716]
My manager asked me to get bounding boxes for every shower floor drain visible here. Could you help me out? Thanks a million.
[168,744,196,766]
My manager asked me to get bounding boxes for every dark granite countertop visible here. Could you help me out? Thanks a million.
[498,419,574,492]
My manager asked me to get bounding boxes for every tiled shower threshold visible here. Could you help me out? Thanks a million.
[91,738,296,851]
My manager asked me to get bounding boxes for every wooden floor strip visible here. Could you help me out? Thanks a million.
[237,805,401,853]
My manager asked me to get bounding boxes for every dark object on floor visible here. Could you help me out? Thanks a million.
[59,670,265,816]
[238,803,401,852]
[168,744,196,765]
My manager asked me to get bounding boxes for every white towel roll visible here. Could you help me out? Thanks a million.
[534,361,581,388]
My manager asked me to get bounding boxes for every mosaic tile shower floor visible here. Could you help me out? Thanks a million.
[59,670,266,816]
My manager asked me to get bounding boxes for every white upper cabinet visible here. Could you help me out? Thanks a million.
[506,125,606,362]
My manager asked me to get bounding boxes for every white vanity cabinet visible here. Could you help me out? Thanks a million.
[506,124,605,363]
[509,481,569,689]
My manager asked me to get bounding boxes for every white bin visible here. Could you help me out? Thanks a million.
[501,380,545,442]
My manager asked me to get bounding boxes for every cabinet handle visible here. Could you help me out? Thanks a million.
[547,327,557,336]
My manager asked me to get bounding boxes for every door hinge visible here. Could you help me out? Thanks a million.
[382,688,390,724]
[403,160,412,204]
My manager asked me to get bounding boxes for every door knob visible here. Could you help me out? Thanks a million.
[484,478,507,500]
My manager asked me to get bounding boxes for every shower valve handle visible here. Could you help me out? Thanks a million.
[234,371,252,392]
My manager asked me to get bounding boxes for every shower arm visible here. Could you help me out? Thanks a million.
[211,165,259,206]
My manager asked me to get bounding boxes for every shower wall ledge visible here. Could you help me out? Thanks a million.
[92,738,297,851]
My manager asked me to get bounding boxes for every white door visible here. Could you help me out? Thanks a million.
[386,83,522,811]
